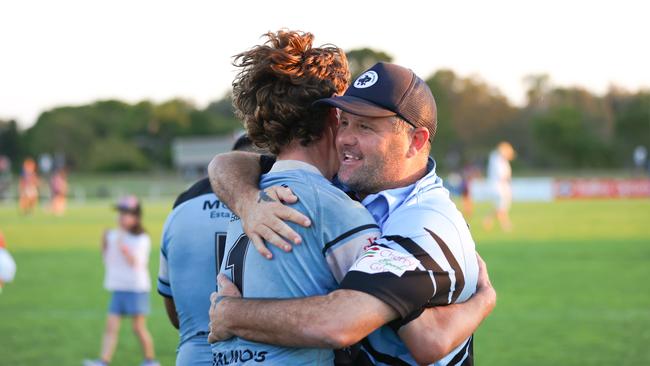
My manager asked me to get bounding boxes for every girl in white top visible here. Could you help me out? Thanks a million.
[84,196,159,366]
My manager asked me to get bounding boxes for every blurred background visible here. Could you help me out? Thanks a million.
[1,1,649,365]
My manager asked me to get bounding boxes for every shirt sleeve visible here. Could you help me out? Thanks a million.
[323,224,380,283]
[157,219,173,298]
[339,209,469,319]
[319,194,380,283]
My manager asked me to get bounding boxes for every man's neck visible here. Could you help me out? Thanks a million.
[276,141,334,180]
[358,157,430,200]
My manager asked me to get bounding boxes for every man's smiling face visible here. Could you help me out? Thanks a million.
[336,111,411,197]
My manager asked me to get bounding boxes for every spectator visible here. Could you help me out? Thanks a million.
[50,168,68,216]
[483,142,516,231]
[84,196,159,366]
[19,158,39,214]
[0,156,11,201]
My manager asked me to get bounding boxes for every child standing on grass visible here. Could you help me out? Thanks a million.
[84,196,160,366]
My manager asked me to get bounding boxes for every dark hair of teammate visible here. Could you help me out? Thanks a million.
[231,134,255,152]
[231,30,350,154]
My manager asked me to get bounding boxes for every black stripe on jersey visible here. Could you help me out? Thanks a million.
[158,277,171,286]
[360,338,411,366]
[384,235,453,305]
[424,228,466,303]
[173,178,213,209]
[448,335,473,366]
[157,289,173,299]
[321,224,379,256]
[172,155,276,209]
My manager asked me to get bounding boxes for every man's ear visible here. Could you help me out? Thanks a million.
[407,127,430,157]
[327,107,340,128]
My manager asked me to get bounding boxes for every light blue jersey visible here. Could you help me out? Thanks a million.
[158,178,232,366]
[211,160,380,366]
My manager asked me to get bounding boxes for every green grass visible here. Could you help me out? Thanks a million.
[1,199,649,365]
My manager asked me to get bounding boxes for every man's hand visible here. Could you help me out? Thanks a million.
[207,152,312,259]
[240,185,311,259]
[208,275,242,343]
[475,252,496,309]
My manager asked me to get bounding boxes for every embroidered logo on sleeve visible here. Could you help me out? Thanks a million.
[350,245,421,277]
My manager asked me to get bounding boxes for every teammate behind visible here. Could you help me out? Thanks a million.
[84,196,159,366]
[157,134,271,366]
[210,30,381,365]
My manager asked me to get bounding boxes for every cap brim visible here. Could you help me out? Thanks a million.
[314,96,396,118]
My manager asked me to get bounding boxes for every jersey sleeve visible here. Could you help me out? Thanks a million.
[339,208,470,319]
[157,216,173,298]
[319,194,380,283]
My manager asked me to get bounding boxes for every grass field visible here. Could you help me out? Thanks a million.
[1,198,649,365]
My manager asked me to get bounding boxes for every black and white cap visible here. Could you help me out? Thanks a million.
[315,62,437,140]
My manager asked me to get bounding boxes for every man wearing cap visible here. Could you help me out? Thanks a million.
[207,62,494,365]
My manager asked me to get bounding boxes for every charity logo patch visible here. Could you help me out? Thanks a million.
[354,70,378,88]
[351,245,420,276]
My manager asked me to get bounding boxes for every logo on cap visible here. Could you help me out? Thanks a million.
[354,71,378,89]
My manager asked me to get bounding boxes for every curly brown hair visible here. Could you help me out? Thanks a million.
[231,30,350,154]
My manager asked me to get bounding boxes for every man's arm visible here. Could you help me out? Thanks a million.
[398,254,496,365]
[208,275,398,349]
[207,152,311,258]
[210,254,495,357]
[163,297,179,329]
[207,151,262,217]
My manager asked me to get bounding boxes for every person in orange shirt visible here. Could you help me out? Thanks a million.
[18,158,39,214]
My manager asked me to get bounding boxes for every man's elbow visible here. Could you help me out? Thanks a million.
[312,315,363,349]
[321,327,360,349]
[411,337,453,366]
[207,154,224,181]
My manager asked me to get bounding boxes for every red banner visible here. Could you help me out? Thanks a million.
[554,179,650,199]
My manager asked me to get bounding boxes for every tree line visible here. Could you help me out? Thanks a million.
[1,48,648,172]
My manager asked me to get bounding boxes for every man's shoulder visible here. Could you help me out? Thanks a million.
[319,184,374,223]
[173,177,214,209]
[386,189,469,242]
[167,178,229,224]
[260,170,354,211]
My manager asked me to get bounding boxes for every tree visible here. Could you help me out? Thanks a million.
[425,70,517,169]
[0,119,22,168]
[532,106,614,168]
[613,91,650,164]
[86,137,150,172]
[345,48,393,79]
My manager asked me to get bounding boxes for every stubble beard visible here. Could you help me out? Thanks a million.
[341,154,401,197]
